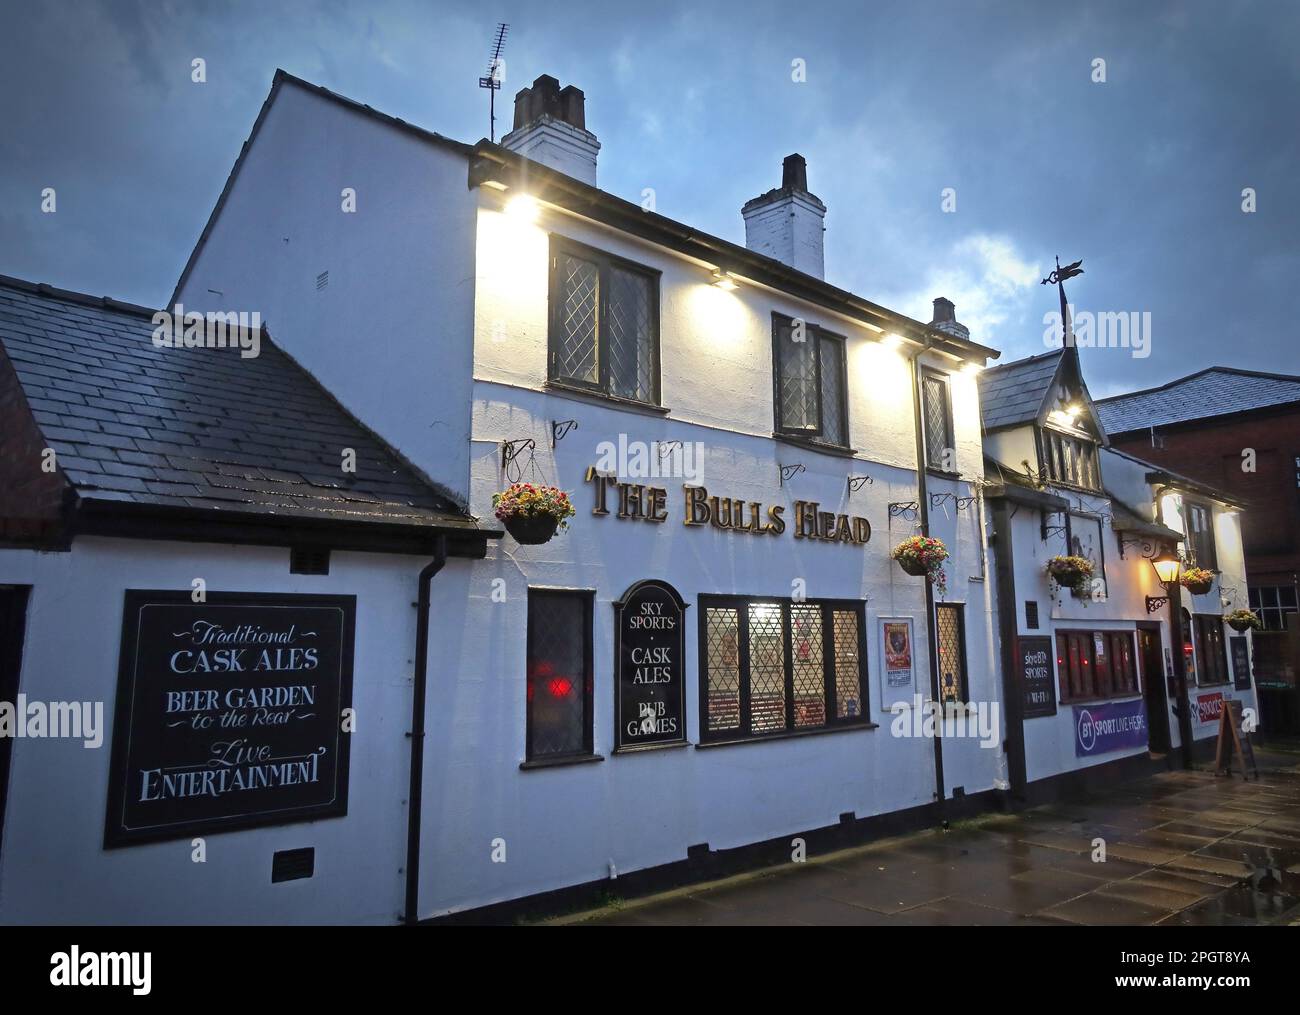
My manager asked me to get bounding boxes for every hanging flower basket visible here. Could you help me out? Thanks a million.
[892,536,949,596]
[1225,608,1261,633]
[1046,555,1093,595]
[492,482,576,545]
[1180,567,1215,596]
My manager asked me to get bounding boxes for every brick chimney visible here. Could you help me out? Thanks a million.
[741,154,827,279]
[500,75,600,186]
[930,297,970,341]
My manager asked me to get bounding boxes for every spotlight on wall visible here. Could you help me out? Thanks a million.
[962,361,984,375]
[710,270,740,291]
[881,333,905,350]
[505,193,540,221]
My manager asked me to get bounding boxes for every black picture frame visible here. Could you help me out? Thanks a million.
[612,580,689,753]
[104,590,355,848]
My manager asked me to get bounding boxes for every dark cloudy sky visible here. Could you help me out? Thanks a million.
[1,0,1296,395]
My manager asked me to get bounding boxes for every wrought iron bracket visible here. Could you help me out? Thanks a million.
[1041,508,1066,542]
[779,463,806,485]
[930,492,953,510]
[1145,595,1170,615]
[847,475,873,493]
[889,501,919,521]
[657,439,683,459]
[550,420,578,447]
[955,496,977,512]
[501,438,536,470]
[1118,535,1159,560]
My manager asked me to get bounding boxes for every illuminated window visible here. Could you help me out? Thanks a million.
[1182,501,1217,570]
[549,237,660,404]
[1054,629,1139,703]
[700,596,867,742]
[772,314,848,447]
[1192,614,1229,686]
[1249,585,1298,631]
[1037,428,1100,491]
[935,603,967,704]
[526,589,594,762]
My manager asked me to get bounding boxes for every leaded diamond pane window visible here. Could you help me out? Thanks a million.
[790,604,825,728]
[607,266,655,402]
[831,610,862,720]
[818,337,846,447]
[936,603,967,705]
[704,607,741,734]
[748,603,787,733]
[526,589,592,761]
[699,597,869,742]
[922,371,952,471]
[773,316,849,447]
[550,239,659,404]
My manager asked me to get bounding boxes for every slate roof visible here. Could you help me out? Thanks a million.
[1095,367,1300,435]
[0,276,489,543]
[977,349,1064,431]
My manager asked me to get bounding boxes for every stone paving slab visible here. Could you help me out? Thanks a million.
[562,749,1300,927]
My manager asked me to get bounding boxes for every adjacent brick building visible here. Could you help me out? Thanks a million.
[1096,368,1300,693]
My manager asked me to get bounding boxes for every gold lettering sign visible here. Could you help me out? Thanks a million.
[583,467,870,547]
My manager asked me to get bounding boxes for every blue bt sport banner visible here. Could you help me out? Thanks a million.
[1073,698,1148,757]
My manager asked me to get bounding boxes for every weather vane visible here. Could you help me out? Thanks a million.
[1041,255,1083,347]
[478,22,509,143]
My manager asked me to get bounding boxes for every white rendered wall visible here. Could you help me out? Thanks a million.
[174,80,478,506]
[0,537,444,925]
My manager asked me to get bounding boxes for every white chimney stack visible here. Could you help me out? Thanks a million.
[500,74,600,187]
[741,154,827,279]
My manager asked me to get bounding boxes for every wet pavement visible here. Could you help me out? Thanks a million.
[565,751,1300,926]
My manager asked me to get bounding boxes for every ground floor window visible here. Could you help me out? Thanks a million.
[1055,629,1138,703]
[935,603,968,704]
[526,588,594,762]
[1192,614,1230,686]
[1249,585,1298,631]
[699,596,868,742]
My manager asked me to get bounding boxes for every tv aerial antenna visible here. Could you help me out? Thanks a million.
[478,22,509,142]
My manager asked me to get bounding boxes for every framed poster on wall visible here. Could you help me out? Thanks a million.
[877,617,917,712]
[105,591,355,848]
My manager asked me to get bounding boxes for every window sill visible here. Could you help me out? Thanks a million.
[543,381,669,417]
[696,721,877,749]
[1059,693,1143,707]
[612,740,691,756]
[771,433,857,458]
[519,752,605,771]
[925,467,964,482]
[1196,680,1231,689]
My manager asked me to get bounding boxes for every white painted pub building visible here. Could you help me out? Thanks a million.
[0,71,1257,923]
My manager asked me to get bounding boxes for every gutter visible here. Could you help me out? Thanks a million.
[404,534,448,925]
[907,342,946,818]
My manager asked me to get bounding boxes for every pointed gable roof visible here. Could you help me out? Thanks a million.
[977,346,1107,442]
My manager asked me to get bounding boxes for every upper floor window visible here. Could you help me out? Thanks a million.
[548,237,660,405]
[1067,513,1108,598]
[1182,501,1217,569]
[772,314,848,448]
[1249,585,1298,631]
[1038,428,1100,490]
[921,369,954,472]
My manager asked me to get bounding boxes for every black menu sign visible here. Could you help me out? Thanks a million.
[1230,636,1252,691]
[614,580,688,752]
[105,591,354,847]
[1018,636,1057,718]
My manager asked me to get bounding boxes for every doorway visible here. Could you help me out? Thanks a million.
[1138,623,1170,755]
[0,586,30,865]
